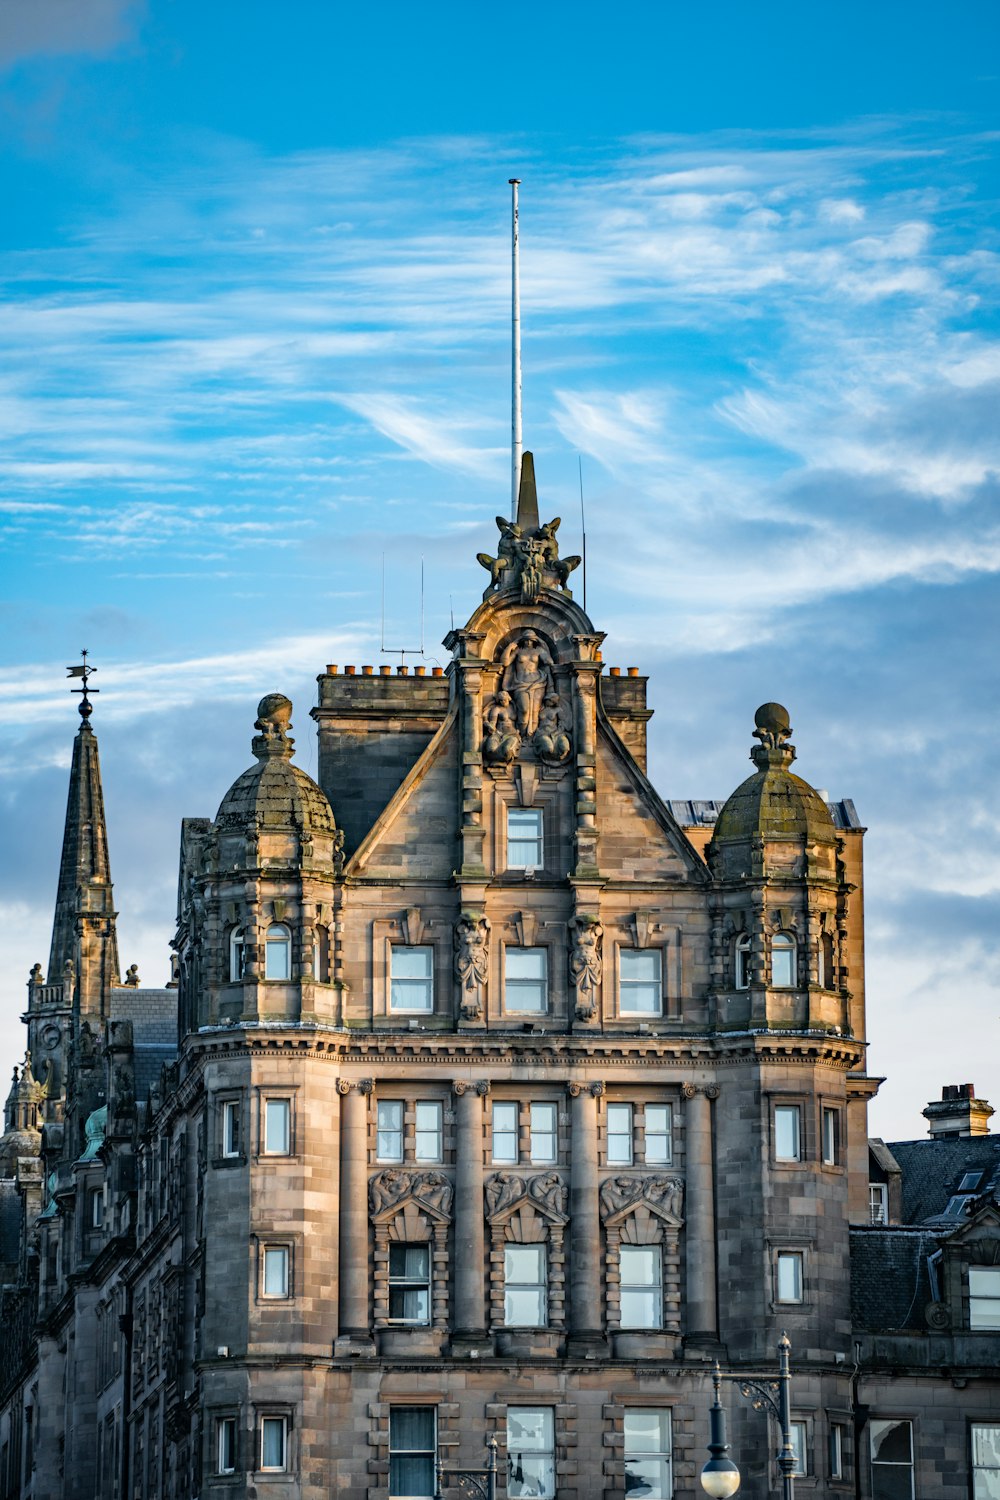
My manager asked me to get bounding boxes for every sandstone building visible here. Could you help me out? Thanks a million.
[0,456,996,1498]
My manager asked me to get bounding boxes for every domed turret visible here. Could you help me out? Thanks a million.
[713,702,835,846]
[215,693,336,835]
[0,1054,43,1176]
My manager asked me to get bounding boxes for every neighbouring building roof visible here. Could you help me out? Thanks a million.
[666,797,862,830]
[886,1135,1000,1225]
[850,1226,945,1331]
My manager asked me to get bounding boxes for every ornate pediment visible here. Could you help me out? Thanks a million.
[368,1169,454,1223]
[485,1170,568,1224]
[599,1174,684,1227]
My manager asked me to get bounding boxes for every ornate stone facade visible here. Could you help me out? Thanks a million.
[0,452,995,1500]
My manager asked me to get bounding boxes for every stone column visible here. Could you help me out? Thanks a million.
[568,1081,607,1355]
[452,1080,489,1350]
[335,1079,375,1355]
[684,1083,719,1349]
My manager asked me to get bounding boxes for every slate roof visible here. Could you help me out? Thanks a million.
[0,1179,22,1267]
[850,1226,944,1331]
[110,987,178,1099]
[887,1135,1000,1225]
[666,798,862,830]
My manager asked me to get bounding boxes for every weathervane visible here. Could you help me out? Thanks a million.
[66,649,98,721]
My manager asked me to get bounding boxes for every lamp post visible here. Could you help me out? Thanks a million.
[435,1435,498,1500]
[700,1334,796,1500]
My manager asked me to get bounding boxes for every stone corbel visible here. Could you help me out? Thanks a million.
[511,911,536,948]
[403,907,425,947]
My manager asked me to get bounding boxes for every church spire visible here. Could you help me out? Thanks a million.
[47,653,120,1010]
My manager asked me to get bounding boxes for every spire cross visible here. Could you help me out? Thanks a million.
[67,648,99,721]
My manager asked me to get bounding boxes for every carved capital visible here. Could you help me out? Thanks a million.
[452,1080,469,1097]
[591,1081,606,1097]
[475,1080,491,1096]
[338,1078,373,1096]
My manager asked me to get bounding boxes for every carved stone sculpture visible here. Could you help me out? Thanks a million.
[533,694,571,763]
[645,1175,684,1220]
[369,1169,411,1215]
[454,915,489,1021]
[600,1176,645,1218]
[528,1172,567,1216]
[483,691,521,766]
[477,513,581,604]
[569,917,603,1020]
[485,1171,526,1218]
[599,1174,685,1222]
[501,632,556,738]
[411,1171,454,1217]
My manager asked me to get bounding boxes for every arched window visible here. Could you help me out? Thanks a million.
[316,925,331,984]
[818,932,834,990]
[772,931,796,988]
[735,933,751,990]
[265,923,291,981]
[229,928,246,983]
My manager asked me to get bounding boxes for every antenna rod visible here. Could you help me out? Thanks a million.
[578,456,588,614]
[510,177,522,520]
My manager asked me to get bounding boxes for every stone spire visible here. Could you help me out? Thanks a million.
[47,660,120,1009]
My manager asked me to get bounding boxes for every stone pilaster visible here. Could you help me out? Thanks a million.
[568,1081,608,1355]
[451,1080,490,1352]
[335,1079,375,1355]
[683,1082,720,1352]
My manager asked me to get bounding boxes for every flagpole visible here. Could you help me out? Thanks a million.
[510,177,522,520]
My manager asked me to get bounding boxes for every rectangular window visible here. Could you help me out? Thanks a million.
[870,1419,913,1500]
[776,1251,803,1304]
[389,1406,436,1499]
[790,1420,808,1477]
[620,948,662,1015]
[607,1102,633,1164]
[822,1107,840,1165]
[414,1101,443,1162]
[263,1098,291,1155]
[259,1416,287,1473]
[262,1245,289,1299]
[217,1417,237,1476]
[504,1243,547,1327]
[972,1424,1000,1499]
[89,1187,104,1229]
[619,1246,662,1329]
[530,1103,557,1163]
[390,946,434,1013]
[506,1408,555,1500]
[623,1409,673,1499]
[869,1182,888,1224]
[492,1101,519,1163]
[829,1422,846,1481]
[774,1104,801,1162]
[969,1267,1000,1330]
[222,1099,241,1158]
[644,1104,673,1164]
[507,807,544,870]
[388,1244,430,1324]
[377,1100,404,1162]
[504,948,548,1013]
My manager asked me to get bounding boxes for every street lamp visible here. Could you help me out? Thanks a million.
[700,1335,796,1500]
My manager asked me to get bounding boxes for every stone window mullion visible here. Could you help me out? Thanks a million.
[432,1223,449,1330]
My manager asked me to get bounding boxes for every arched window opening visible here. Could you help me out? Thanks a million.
[818,932,834,990]
[317,925,331,984]
[772,931,796,988]
[265,924,291,981]
[229,928,246,983]
[735,933,751,990]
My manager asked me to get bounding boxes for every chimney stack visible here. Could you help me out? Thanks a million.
[922,1083,994,1139]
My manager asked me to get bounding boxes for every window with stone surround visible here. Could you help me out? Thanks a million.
[216,1415,237,1476]
[374,1096,450,1164]
[790,1420,809,1477]
[261,1096,292,1156]
[258,1414,289,1474]
[969,1267,1000,1330]
[623,1409,673,1499]
[506,1408,555,1499]
[377,1100,404,1162]
[507,807,544,870]
[490,1099,560,1164]
[775,1250,804,1304]
[607,1102,634,1164]
[388,1406,436,1499]
[821,1106,841,1166]
[504,1244,548,1326]
[413,1101,443,1162]
[220,1097,241,1159]
[773,1103,802,1162]
[504,947,548,1013]
[869,1182,888,1224]
[260,1243,291,1299]
[264,923,291,981]
[228,927,247,983]
[829,1421,847,1482]
[389,946,434,1013]
[771,930,796,988]
[619,1246,662,1328]
[972,1425,1000,1499]
[619,948,662,1015]
[869,1419,913,1499]
[387,1245,430,1324]
[604,1100,673,1166]
[735,932,751,990]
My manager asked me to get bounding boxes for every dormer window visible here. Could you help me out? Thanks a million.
[229,928,247,983]
[771,931,796,988]
[265,924,291,981]
[735,933,751,990]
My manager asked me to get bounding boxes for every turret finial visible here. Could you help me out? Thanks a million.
[252,694,295,760]
[750,702,796,769]
[66,648,98,722]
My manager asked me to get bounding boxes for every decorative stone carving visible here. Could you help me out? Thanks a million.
[600,1175,684,1223]
[529,1172,568,1216]
[332,828,346,874]
[483,692,521,766]
[569,917,603,1020]
[454,914,489,1020]
[485,1172,525,1218]
[477,514,581,604]
[500,633,557,738]
[255,693,293,742]
[369,1169,453,1219]
[532,694,571,764]
[484,1170,568,1220]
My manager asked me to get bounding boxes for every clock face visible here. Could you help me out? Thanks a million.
[41,1024,61,1052]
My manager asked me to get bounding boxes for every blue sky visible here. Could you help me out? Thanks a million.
[1,0,998,1140]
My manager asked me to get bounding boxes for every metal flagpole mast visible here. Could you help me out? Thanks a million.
[509,177,522,520]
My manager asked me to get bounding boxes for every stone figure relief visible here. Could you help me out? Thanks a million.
[477,513,581,604]
[532,694,571,764]
[482,691,521,766]
[501,633,556,738]
[485,1171,526,1218]
[369,1169,453,1219]
[454,914,490,1021]
[599,1175,685,1223]
[485,1170,567,1220]
[569,917,603,1020]
[528,1172,568,1217]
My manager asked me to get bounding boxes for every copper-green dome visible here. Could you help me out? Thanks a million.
[713,702,835,844]
[215,695,336,835]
